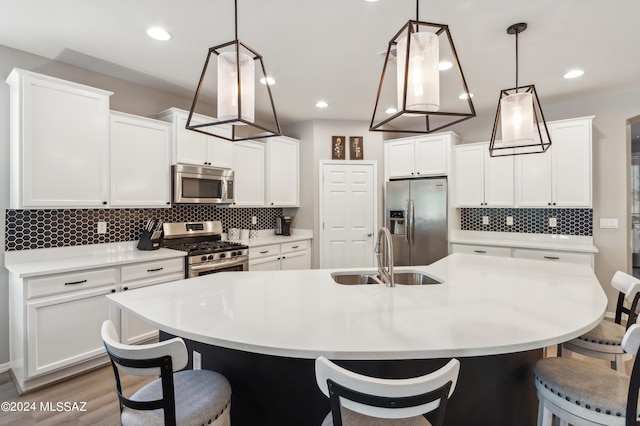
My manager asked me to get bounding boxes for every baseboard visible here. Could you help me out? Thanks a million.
[0,362,11,374]
[605,311,615,320]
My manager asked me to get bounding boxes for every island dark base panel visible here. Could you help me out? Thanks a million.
[161,332,541,426]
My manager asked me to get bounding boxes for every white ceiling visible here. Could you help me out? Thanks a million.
[2,0,640,131]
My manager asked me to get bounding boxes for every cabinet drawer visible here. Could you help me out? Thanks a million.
[512,248,593,266]
[27,268,117,300]
[249,244,281,259]
[450,244,512,257]
[120,258,184,283]
[281,240,310,254]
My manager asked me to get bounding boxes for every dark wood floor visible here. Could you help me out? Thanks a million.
[0,364,152,425]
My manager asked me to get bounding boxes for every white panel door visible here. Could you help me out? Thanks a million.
[387,140,415,178]
[175,113,209,166]
[232,141,265,206]
[321,162,376,268]
[484,146,514,207]
[415,136,447,176]
[515,144,553,207]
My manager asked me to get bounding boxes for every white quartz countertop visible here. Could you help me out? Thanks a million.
[107,253,606,360]
[225,229,312,247]
[449,231,598,253]
[4,242,186,278]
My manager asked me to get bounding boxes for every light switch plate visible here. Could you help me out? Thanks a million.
[548,218,557,227]
[600,218,619,229]
[482,216,489,225]
[506,216,513,226]
[252,216,257,225]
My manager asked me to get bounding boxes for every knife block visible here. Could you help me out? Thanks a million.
[137,230,161,251]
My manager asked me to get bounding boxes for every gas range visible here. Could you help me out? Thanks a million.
[162,221,249,277]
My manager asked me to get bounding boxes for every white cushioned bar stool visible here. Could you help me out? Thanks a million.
[534,322,640,426]
[561,271,640,372]
[315,356,460,426]
[101,320,231,426]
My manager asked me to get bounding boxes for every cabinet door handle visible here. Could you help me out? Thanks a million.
[260,250,269,254]
[147,267,164,272]
[110,289,116,293]
[64,279,87,286]
[544,256,560,260]
[473,250,486,254]
[291,245,299,249]
[123,286,129,291]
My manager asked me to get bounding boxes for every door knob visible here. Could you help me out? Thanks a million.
[367,233,372,237]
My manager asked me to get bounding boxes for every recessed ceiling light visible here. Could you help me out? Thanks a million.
[260,76,276,85]
[385,107,398,114]
[147,27,172,41]
[364,0,379,2]
[439,61,453,71]
[563,69,584,79]
[316,101,329,108]
[459,92,474,99]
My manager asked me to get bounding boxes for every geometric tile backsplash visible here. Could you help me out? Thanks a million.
[5,206,284,251]
[460,208,593,236]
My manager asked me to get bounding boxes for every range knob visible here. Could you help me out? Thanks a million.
[207,255,214,260]
[201,256,207,261]
[230,251,237,257]
[220,253,226,258]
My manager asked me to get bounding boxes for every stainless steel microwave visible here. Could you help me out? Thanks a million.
[172,164,234,204]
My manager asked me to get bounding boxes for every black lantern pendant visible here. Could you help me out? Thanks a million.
[186,0,281,141]
[489,23,551,157]
[370,0,475,134]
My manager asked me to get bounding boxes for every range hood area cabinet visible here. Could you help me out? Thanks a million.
[231,136,300,208]
[7,68,112,209]
[384,132,461,180]
[6,69,173,209]
[452,116,593,208]
[155,108,232,169]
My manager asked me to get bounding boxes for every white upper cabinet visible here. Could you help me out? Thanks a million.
[156,108,232,168]
[385,132,459,179]
[232,140,265,206]
[455,142,514,207]
[266,136,300,207]
[109,112,172,207]
[7,68,112,208]
[515,116,593,207]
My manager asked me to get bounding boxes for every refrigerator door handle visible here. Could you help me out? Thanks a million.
[404,199,410,244]
[408,199,415,245]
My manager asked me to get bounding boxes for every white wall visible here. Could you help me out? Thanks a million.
[284,120,385,268]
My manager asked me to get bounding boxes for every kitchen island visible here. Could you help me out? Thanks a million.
[107,253,607,426]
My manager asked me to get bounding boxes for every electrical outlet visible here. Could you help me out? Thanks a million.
[482,216,489,225]
[548,218,557,227]
[97,221,107,234]
[251,216,257,225]
[193,350,201,370]
[506,216,513,226]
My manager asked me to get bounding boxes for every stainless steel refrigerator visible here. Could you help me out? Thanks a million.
[385,177,447,266]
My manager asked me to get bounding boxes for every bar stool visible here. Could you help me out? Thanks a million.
[101,320,231,426]
[315,356,460,426]
[561,271,640,372]
[534,323,640,425]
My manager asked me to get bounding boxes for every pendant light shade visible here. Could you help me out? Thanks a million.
[370,1,475,134]
[396,31,439,113]
[217,51,255,123]
[187,0,281,142]
[489,23,551,157]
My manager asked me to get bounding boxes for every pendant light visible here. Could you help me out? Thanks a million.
[370,0,475,134]
[489,23,551,157]
[186,0,281,141]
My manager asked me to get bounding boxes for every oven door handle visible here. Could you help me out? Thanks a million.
[189,257,248,271]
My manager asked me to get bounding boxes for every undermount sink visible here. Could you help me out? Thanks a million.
[330,271,443,286]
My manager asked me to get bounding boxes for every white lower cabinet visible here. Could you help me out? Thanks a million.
[10,256,185,393]
[450,243,512,257]
[512,248,593,267]
[119,258,184,344]
[249,240,311,271]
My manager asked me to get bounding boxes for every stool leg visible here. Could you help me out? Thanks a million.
[556,343,563,357]
[537,399,553,426]
[613,354,626,373]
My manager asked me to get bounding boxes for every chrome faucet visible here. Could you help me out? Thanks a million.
[375,227,395,287]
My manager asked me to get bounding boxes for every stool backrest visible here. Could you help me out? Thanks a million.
[315,357,459,426]
[611,272,640,328]
[622,324,640,425]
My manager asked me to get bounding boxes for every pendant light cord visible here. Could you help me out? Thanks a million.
[515,27,519,93]
[416,0,419,21]
[234,0,238,40]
